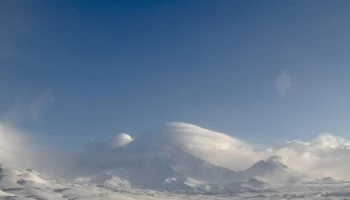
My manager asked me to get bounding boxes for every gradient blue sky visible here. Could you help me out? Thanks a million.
[1,0,350,147]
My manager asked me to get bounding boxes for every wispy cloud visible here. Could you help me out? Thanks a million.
[0,122,74,177]
[3,89,55,123]
[274,71,292,97]
[0,89,77,178]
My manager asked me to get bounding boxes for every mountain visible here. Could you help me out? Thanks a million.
[73,123,308,190]
[243,156,288,177]
[73,123,245,190]
[126,122,251,182]
[235,156,305,184]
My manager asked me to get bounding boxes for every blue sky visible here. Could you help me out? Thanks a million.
[1,0,350,147]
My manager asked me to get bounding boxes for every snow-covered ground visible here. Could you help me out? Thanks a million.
[1,163,350,200]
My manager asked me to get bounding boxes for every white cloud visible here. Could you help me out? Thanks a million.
[0,89,65,177]
[274,71,292,97]
[268,133,350,179]
[109,133,134,148]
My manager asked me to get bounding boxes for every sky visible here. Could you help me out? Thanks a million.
[1,0,350,147]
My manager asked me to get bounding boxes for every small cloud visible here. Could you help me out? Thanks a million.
[109,133,134,148]
[274,71,292,97]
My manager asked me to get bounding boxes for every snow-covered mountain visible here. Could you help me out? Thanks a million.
[72,123,246,189]
[72,123,308,191]
[237,156,290,182]
[235,155,312,185]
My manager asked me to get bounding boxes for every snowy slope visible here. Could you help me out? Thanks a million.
[0,163,189,199]
[0,164,65,200]
[167,146,237,184]
[3,163,350,199]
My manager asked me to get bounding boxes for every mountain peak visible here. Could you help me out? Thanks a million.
[251,156,288,170]
[265,156,288,167]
